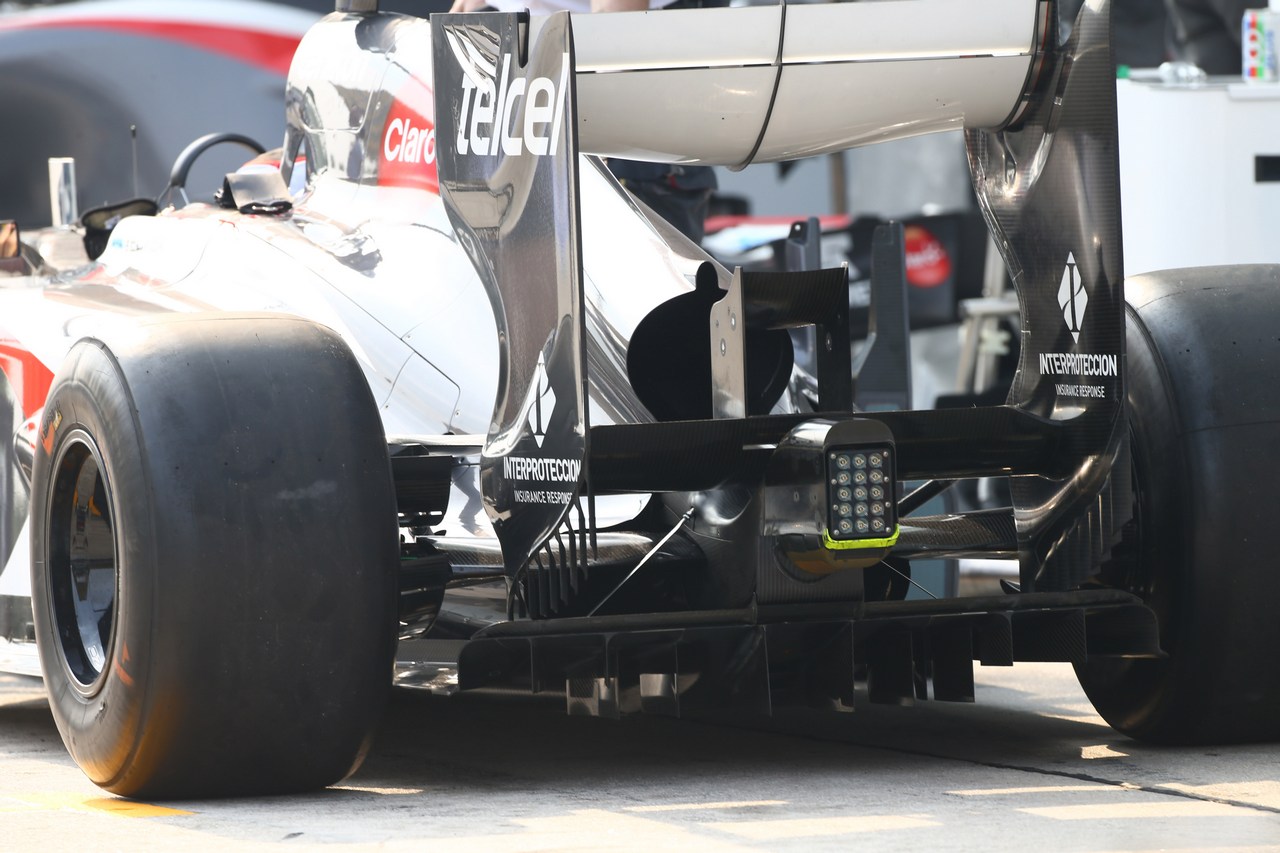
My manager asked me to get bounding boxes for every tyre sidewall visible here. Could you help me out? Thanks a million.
[32,317,399,798]
[1079,270,1280,743]
[1076,312,1194,739]
[31,342,161,791]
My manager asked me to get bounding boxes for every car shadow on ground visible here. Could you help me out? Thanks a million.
[351,684,1107,790]
[4,671,1279,819]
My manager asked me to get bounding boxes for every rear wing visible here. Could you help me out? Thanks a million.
[432,0,1127,594]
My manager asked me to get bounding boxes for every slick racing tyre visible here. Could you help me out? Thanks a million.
[1075,266,1280,743]
[30,314,398,798]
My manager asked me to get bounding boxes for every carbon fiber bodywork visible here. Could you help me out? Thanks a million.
[967,0,1130,594]
[421,3,1155,710]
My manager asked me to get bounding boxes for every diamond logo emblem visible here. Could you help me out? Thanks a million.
[527,352,555,449]
[1058,252,1087,344]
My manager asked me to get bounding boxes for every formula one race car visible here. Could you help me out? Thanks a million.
[3,0,1279,799]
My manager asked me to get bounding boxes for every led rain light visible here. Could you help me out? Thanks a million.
[825,444,899,550]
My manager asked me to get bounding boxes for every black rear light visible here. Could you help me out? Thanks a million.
[825,438,898,551]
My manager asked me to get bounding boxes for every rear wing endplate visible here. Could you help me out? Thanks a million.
[432,12,590,579]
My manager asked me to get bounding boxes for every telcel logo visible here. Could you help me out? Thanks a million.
[456,52,570,157]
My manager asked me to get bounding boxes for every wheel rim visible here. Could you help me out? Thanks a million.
[46,430,119,697]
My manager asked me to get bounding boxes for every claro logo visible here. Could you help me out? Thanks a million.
[456,52,570,158]
[384,117,436,166]
[378,78,440,194]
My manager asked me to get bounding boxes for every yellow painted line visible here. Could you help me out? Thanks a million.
[703,814,939,840]
[626,800,788,813]
[948,784,1114,797]
[9,792,192,818]
[1020,801,1252,820]
[81,797,193,818]
[0,796,39,813]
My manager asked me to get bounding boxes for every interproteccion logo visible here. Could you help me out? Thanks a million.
[1041,251,1116,398]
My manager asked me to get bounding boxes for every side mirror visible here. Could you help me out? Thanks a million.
[0,220,25,274]
[0,220,18,260]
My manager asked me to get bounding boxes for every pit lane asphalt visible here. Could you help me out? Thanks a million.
[2,664,1278,851]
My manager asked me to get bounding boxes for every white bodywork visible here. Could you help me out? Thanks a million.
[567,0,1042,165]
